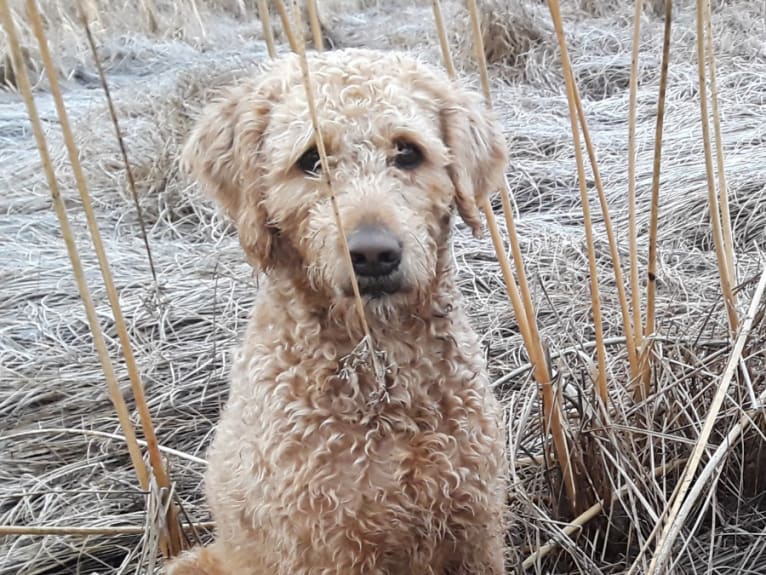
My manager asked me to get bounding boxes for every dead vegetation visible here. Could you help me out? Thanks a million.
[2,0,766,573]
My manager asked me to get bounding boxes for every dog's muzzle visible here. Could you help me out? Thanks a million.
[346,225,404,296]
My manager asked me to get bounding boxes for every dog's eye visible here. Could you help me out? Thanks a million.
[297,146,321,175]
[394,140,424,170]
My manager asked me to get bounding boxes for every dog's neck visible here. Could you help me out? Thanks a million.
[244,258,484,417]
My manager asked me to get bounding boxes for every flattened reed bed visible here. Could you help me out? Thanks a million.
[2,0,766,573]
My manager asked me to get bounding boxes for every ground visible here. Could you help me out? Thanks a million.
[1,0,766,573]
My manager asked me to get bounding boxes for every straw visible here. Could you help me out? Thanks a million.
[642,263,766,574]
[704,0,735,285]
[273,0,299,53]
[626,0,644,356]
[466,0,578,509]
[256,0,276,58]
[639,0,673,400]
[694,0,738,335]
[306,0,323,52]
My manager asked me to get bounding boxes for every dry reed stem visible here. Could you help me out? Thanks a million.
[0,0,148,489]
[571,81,639,383]
[74,1,183,556]
[25,0,183,557]
[287,0,383,382]
[639,0,672,400]
[694,0,738,335]
[34,0,163,477]
[465,0,491,104]
[627,0,643,356]
[430,0,455,78]
[0,522,215,537]
[460,1,534,352]
[256,0,276,58]
[465,0,577,509]
[274,0,299,53]
[545,0,608,405]
[705,0,735,285]
[4,427,208,465]
[477,200,533,364]
[521,501,604,571]
[306,0,323,51]
[642,264,766,574]
[75,3,158,285]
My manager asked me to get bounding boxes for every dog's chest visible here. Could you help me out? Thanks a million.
[259,378,502,529]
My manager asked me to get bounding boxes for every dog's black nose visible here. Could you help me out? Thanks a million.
[347,225,402,277]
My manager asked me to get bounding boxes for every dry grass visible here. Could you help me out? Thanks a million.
[2,0,766,573]
[452,0,551,77]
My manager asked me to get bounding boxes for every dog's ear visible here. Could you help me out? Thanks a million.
[440,88,508,237]
[182,75,282,269]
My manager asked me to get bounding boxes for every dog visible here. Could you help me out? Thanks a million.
[167,48,509,575]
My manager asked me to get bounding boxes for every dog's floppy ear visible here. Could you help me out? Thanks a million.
[181,75,282,269]
[440,88,508,237]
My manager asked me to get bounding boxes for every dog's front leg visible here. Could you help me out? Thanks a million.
[444,527,506,575]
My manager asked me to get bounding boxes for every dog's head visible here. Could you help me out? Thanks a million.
[183,49,507,310]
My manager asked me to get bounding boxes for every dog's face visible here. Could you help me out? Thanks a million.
[183,49,507,310]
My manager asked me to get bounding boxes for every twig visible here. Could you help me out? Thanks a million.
[75,2,159,289]
[431,0,455,78]
[287,1,383,383]
[522,500,603,571]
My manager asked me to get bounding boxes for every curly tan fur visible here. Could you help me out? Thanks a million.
[166,48,509,575]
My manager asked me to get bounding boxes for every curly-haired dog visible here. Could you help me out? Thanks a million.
[167,48,509,575]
